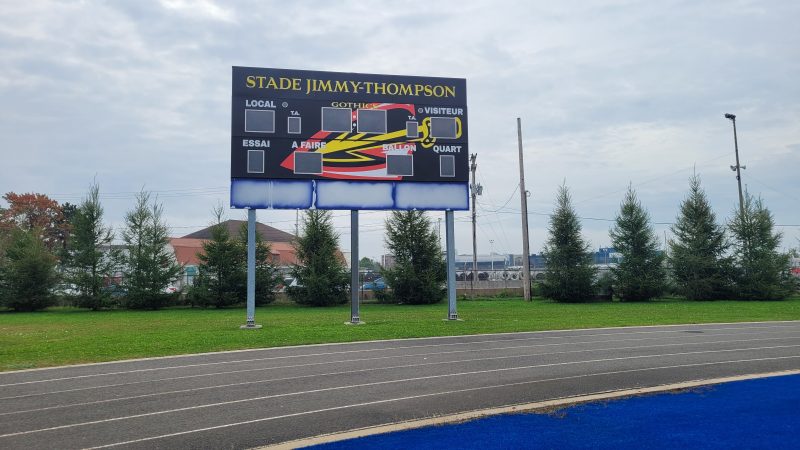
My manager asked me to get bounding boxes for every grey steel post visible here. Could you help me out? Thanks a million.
[725,113,745,216]
[517,118,532,301]
[349,210,362,324]
[241,208,262,329]
[446,210,458,320]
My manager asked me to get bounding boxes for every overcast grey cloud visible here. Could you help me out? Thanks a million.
[1,0,798,259]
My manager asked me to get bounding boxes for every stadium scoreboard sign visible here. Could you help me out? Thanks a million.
[230,67,469,211]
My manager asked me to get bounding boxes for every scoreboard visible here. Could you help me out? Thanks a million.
[230,67,469,210]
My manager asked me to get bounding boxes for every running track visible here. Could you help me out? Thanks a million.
[1,321,799,449]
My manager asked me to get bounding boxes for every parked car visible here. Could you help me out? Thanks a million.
[163,285,179,294]
[53,283,79,296]
[276,277,302,293]
[102,284,127,298]
[362,277,386,290]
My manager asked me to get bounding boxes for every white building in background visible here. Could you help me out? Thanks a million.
[455,254,509,271]
[381,254,396,269]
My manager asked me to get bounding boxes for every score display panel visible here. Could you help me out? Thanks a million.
[230,67,469,211]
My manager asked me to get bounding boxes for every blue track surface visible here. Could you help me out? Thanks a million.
[304,374,800,449]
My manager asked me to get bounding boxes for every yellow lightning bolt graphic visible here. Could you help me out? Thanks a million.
[320,130,409,163]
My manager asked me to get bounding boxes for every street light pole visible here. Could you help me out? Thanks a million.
[725,113,746,215]
[489,239,495,271]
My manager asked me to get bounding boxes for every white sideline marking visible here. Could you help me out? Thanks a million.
[1,323,796,387]
[2,335,798,416]
[268,369,800,450]
[87,360,800,449]
[1,344,799,439]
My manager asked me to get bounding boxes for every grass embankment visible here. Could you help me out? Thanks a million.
[1,296,799,371]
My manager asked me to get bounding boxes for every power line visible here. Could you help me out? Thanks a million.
[477,168,512,251]
[746,174,800,203]
[573,151,732,205]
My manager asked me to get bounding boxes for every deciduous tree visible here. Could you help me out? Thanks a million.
[359,257,378,271]
[1,192,68,251]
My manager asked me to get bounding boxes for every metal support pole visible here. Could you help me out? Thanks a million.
[241,208,261,329]
[725,113,745,216]
[445,210,459,320]
[348,210,362,325]
[731,117,745,215]
[490,239,494,271]
[517,118,532,302]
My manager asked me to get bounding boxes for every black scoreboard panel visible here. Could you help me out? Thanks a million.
[231,67,468,183]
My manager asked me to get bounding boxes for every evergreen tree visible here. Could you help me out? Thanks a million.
[55,202,78,257]
[541,185,596,302]
[289,210,349,306]
[382,210,445,305]
[728,193,793,300]
[237,222,281,306]
[610,186,665,301]
[66,183,116,310]
[119,192,182,309]
[189,208,246,308]
[669,175,732,300]
[1,228,58,311]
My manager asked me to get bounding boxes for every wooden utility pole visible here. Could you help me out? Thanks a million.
[517,118,532,301]
[470,154,479,294]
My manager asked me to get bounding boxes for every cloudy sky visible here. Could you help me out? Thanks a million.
[1,0,798,260]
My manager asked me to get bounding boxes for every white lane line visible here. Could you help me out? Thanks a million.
[4,320,797,376]
[1,324,795,389]
[2,344,798,439]
[0,338,796,417]
[87,356,800,449]
[272,369,800,450]
[3,335,799,416]
[3,330,797,400]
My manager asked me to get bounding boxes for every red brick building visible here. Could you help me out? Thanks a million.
[169,220,298,287]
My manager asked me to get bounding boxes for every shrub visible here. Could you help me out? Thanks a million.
[1,228,58,311]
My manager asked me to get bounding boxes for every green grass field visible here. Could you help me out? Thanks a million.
[1,297,799,372]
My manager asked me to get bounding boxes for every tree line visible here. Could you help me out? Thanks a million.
[1,175,797,312]
[0,184,446,311]
[541,175,797,302]
[0,184,183,311]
